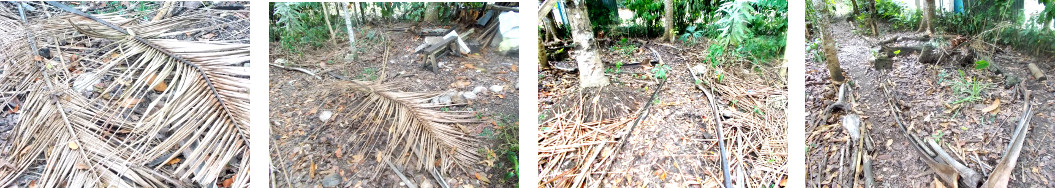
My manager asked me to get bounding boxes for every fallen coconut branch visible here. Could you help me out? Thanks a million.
[270,63,321,79]
[982,89,1032,188]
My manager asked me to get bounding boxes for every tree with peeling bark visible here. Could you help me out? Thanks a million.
[566,0,609,88]
[812,0,845,83]
[424,2,440,23]
[342,2,357,61]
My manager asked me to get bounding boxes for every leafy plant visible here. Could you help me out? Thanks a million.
[610,38,638,56]
[679,24,706,45]
[974,59,989,70]
[651,64,672,79]
[271,2,333,53]
[949,70,990,105]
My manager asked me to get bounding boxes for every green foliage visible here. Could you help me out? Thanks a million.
[610,38,639,56]
[679,25,707,45]
[716,0,756,46]
[874,0,904,20]
[893,50,901,55]
[651,64,671,79]
[271,2,334,53]
[357,67,379,81]
[588,0,621,32]
[492,115,519,183]
[974,59,989,70]
[949,70,990,105]
[931,130,945,142]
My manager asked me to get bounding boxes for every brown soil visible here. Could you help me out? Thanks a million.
[269,23,519,187]
[805,18,1055,187]
[539,40,788,187]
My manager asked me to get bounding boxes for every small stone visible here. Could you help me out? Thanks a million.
[344,53,356,62]
[691,64,708,75]
[434,91,456,105]
[321,174,341,187]
[489,85,503,93]
[1004,75,1021,89]
[273,58,288,65]
[472,86,487,94]
[462,91,478,100]
[319,111,333,122]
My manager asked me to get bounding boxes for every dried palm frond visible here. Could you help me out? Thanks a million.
[322,80,479,174]
[0,2,248,187]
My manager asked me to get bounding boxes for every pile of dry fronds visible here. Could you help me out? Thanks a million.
[0,2,249,187]
[318,80,481,174]
[708,66,789,187]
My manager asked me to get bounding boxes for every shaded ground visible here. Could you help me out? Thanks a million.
[805,17,1055,187]
[538,40,788,187]
[269,23,519,187]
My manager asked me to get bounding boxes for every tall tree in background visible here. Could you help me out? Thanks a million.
[342,2,357,60]
[812,0,845,82]
[663,0,674,41]
[867,0,879,36]
[567,0,610,88]
[424,2,440,23]
[919,0,935,34]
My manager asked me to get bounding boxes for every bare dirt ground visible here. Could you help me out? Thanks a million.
[269,23,519,187]
[805,19,1055,187]
[538,40,788,187]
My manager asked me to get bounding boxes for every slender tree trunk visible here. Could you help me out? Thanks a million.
[424,2,440,23]
[812,0,846,83]
[342,3,357,60]
[868,0,879,36]
[663,0,674,42]
[567,0,609,88]
[322,3,336,42]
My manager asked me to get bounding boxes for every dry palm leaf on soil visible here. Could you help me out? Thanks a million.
[0,2,249,187]
[320,80,480,175]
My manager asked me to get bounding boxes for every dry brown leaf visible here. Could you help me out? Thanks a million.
[202,33,215,39]
[121,98,142,108]
[67,141,79,150]
[510,65,517,72]
[221,175,235,187]
[352,154,364,164]
[464,63,476,69]
[660,171,667,181]
[450,80,471,88]
[75,162,89,170]
[982,98,1000,113]
[310,162,317,178]
[335,147,342,158]
[475,172,490,183]
[933,177,946,188]
[153,82,168,92]
[167,157,182,164]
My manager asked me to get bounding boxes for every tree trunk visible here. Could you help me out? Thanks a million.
[567,0,610,88]
[868,0,879,36]
[322,3,336,41]
[812,0,846,83]
[919,0,935,34]
[342,3,357,60]
[424,2,440,23]
[663,0,674,42]
[851,0,860,16]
